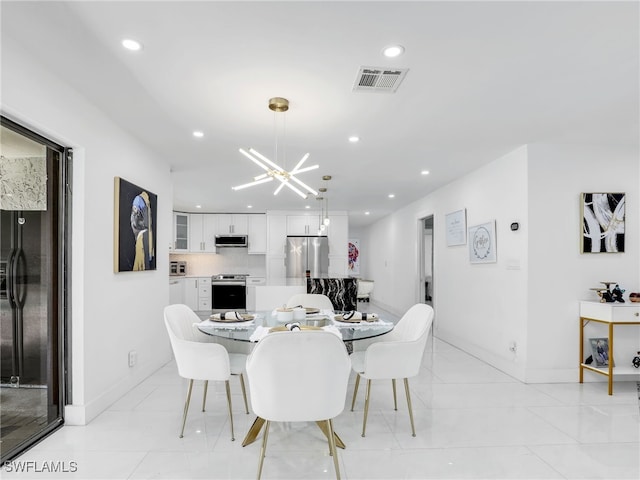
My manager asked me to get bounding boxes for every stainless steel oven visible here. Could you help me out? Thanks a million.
[211,274,247,310]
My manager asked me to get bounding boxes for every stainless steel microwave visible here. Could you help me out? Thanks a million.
[215,235,248,247]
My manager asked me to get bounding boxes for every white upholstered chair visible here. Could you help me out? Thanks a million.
[286,293,334,310]
[163,304,249,441]
[246,330,351,479]
[350,303,434,437]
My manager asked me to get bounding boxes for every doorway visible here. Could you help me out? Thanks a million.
[0,117,69,463]
[419,216,433,305]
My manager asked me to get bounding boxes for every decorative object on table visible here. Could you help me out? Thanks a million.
[611,284,625,303]
[334,311,379,323]
[581,192,625,253]
[445,208,467,246]
[275,307,294,323]
[629,292,640,303]
[232,97,319,199]
[588,337,614,367]
[210,312,254,322]
[348,238,360,274]
[114,177,157,272]
[589,281,617,302]
[292,307,306,321]
[632,352,640,368]
[468,220,497,264]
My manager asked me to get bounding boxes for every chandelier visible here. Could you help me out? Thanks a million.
[232,97,319,199]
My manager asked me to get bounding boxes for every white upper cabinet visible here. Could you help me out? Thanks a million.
[327,214,348,256]
[172,212,190,252]
[247,214,267,254]
[267,214,287,256]
[216,214,248,235]
[287,215,319,235]
[189,214,217,253]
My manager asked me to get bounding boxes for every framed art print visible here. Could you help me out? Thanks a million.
[445,208,467,246]
[114,177,158,272]
[581,192,625,253]
[468,220,497,264]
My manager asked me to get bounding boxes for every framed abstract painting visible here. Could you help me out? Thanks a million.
[581,193,625,253]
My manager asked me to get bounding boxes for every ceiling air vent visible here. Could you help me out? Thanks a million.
[353,66,409,93]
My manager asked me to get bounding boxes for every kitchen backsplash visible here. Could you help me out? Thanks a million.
[170,250,266,277]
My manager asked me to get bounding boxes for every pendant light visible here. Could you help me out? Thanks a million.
[232,97,319,199]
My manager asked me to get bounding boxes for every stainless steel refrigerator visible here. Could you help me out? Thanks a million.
[285,236,329,278]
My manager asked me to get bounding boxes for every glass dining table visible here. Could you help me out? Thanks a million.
[194,309,395,448]
[194,310,394,343]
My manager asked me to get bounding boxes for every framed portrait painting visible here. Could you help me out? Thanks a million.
[581,193,625,253]
[114,177,158,272]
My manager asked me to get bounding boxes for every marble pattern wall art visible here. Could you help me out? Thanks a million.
[581,192,625,253]
[308,278,357,311]
[0,156,47,210]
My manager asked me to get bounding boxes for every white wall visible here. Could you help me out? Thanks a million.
[3,36,174,423]
[526,143,640,382]
[362,143,639,383]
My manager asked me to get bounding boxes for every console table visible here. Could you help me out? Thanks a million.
[579,301,640,395]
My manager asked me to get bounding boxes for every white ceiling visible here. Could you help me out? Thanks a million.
[2,1,638,227]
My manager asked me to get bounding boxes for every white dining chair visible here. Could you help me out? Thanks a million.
[286,293,334,310]
[163,304,249,441]
[350,303,434,437]
[246,330,351,479]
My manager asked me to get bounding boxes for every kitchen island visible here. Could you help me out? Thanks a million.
[250,276,357,311]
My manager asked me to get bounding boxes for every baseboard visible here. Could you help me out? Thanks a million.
[64,353,172,425]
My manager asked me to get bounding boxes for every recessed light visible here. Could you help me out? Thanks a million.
[365,211,370,215]
[383,45,404,58]
[388,194,395,198]
[305,205,311,209]
[421,170,430,175]
[122,38,142,51]
[193,131,204,138]
[195,204,202,209]
[348,136,360,143]
[247,205,253,209]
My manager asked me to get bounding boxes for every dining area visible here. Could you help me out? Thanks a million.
[163,296,434,479]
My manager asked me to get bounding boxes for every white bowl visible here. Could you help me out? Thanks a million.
[292,307,306,321]
[276,308,294,323]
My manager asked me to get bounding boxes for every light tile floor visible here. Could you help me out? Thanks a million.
[2,304,639,479]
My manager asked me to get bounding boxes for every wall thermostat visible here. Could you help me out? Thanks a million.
[510,222,519,231]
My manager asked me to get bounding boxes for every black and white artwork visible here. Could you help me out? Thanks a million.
[581,193,625,253]
[468,220,497,264]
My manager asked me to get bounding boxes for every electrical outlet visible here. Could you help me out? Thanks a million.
[509,342,517,353]
[128,350,137,367]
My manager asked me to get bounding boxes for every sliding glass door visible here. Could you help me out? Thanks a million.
[0,117,69,463]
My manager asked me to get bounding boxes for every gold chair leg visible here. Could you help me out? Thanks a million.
[225,380,235,441]
[257,420,271,480]
[404,378,416,437]
[392,378,397,411]
[351,373,360,411]
[239,373,249,414]
[316,421,346,449]
[242,417,266,447]
[327,419,341,480]
[202,380,209,412]
[179,379,194,438]
[362,379,372,437]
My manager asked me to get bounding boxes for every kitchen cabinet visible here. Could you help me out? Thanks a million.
[267,214,287,256]
[247,214,267,254]
[286,215,319,235]
[189,214,217,253]
[184,277,212,311]
[169,278,184,304]
[216,214,248,235]
[327,214,348,256]
[172,212,190,252]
